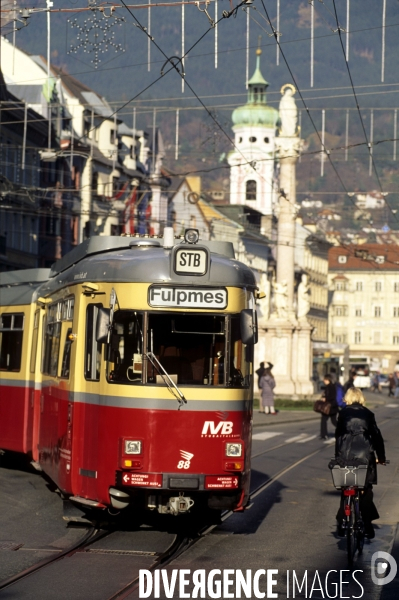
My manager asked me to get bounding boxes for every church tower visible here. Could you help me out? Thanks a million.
[228,47,279,215]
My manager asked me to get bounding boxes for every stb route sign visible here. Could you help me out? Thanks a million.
[174,247,208,276]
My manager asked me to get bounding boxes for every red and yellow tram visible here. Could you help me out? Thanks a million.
[0,229,258,517]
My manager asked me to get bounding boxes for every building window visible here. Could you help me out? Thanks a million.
[264,137,269,143]
[246,180,257,201]
[238,137,242,143]
[335,334,347,343]
[374,306,382,317]
[393,335,399,345]
[374,331,382,344]
[375,281,382,292]
[249,136,257,143]
[335,306,348,316]
[335,281,346,291]
[355,307,362,317]
[92,171,98,195]
[395,282,399,292]
[394,307,399,318]
[110,129,116,144]
[338,255,347,264]
[354,331,361,344]
[355,282,363,292]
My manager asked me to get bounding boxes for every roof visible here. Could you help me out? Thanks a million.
[81,91,113,118]
[7,84,43,104]
[329,244,399,270]
[247,51,268,87]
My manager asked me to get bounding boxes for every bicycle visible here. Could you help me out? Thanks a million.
[330,460,389,566]
[342,482,365,566]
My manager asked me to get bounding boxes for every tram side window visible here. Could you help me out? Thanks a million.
[60,328,73,379]
[30,310,40,373]
[43,321,62,376]
[107,310,143,384]
[0,313,24,372]
[85,304,103,381]
[230,316,251,388]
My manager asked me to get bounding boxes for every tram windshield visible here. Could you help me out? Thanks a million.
[106,311,250,387]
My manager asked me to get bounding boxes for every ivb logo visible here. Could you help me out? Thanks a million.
[201,421,234,437]
[371,551,397,586]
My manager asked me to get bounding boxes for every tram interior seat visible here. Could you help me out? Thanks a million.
[158,355,193,384]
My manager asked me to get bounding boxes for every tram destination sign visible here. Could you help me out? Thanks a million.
[148,286,227,309]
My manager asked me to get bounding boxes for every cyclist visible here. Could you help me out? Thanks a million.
[334,387,386,539]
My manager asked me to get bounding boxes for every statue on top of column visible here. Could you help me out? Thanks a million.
[279,84,298,137]
[297,274,310,320]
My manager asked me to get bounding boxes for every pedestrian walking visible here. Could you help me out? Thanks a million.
[371,372,382,393]
[320,374,338,439]
[259,367,276,415]
[388,373,395,397]
[255,362,265,391]
[394,372,399,398]
[334,387,386,539]
[329,367,337,384]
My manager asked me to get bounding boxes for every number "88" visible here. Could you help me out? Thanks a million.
[177,460,190,469]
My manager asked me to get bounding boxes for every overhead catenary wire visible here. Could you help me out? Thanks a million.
[115,0,263,182]
[330,0,395,221]
[258,0,398,229]
[4,19,399,87]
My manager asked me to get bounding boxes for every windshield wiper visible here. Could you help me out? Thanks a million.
[146,352,187,409]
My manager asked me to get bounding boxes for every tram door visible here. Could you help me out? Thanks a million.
[39,297,75,490]
[72,302,103,500]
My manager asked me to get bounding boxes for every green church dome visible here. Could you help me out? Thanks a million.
[232,48,279,129]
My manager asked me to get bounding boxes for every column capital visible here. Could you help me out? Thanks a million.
[275,136,302,160]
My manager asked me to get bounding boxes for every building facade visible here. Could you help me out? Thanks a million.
[328,244,399,373]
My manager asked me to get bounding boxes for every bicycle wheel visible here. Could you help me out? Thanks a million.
[354,498,365,555]
[346,500,356,566]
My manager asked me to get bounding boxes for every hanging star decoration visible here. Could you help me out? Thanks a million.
[67,6,125,68]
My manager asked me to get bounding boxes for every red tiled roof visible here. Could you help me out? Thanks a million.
[329,244,399,270]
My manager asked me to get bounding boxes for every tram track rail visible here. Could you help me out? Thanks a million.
[1,418,393,599]
[0,527,110,592]
[105,444,337,600]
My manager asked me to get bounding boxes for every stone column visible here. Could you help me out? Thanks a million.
[276,148,300,317]
[262,84,314,397]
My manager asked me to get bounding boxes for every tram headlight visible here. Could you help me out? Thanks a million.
[184,228,199,244]
[124,440,142,455]
[225,443,242,457]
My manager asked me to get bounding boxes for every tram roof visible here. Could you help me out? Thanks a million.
[49,236,236,277]
[0,269,51,286]
[0,269,51,306]
[35,236,256,294]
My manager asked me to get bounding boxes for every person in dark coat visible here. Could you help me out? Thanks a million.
[334,387,386,538]
[320,374,338,440]
[388,373,395,397]
[343,369,356,393]
[259,368,276,415]
[256,362,265,391]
